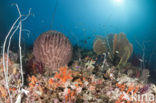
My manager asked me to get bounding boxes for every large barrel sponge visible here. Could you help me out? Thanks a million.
[33,30,72,73]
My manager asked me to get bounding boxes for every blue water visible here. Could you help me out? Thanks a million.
[0,0,156,69]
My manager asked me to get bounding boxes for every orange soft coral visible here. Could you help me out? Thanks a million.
[116,83,126,92]
[48,67,73,89]
[115,83,142,103]
[48,78,54,85]
[28,75,38,88]
[0,85,7,98]
[54,66,73,83]
[65,88,76,102]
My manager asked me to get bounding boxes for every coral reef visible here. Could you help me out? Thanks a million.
[0,50,155,103]
[107,74,155,103]
[2,3,155,103]
[139,69,150,83]
[0,29,154,103]
[33,30,72,75]
[0,55,22,102]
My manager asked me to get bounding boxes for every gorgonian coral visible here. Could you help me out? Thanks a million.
[93,38,107,55]
[33,30,72,75]
[115,33,133,67]
[93,33,133,67]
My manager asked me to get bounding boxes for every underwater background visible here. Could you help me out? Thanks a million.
[0,0,156,102]
[0,0,156,74]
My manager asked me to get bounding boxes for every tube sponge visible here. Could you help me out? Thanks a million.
[33,30,72,75]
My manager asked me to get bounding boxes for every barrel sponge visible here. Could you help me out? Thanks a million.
[33,30,72,72]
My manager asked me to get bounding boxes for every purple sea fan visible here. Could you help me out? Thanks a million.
[33,30,72,75]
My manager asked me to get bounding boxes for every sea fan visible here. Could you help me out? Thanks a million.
[115,33,133,67]
[93,33,133,68]
[93,38,107,55]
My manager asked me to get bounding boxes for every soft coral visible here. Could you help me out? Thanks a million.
[54,66,73,83]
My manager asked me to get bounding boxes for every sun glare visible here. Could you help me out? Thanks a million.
[113,0,124,5]
[116,0,123,3]
[115,0,123,3]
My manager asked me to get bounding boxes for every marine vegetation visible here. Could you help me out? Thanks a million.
[93,33,133,68]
